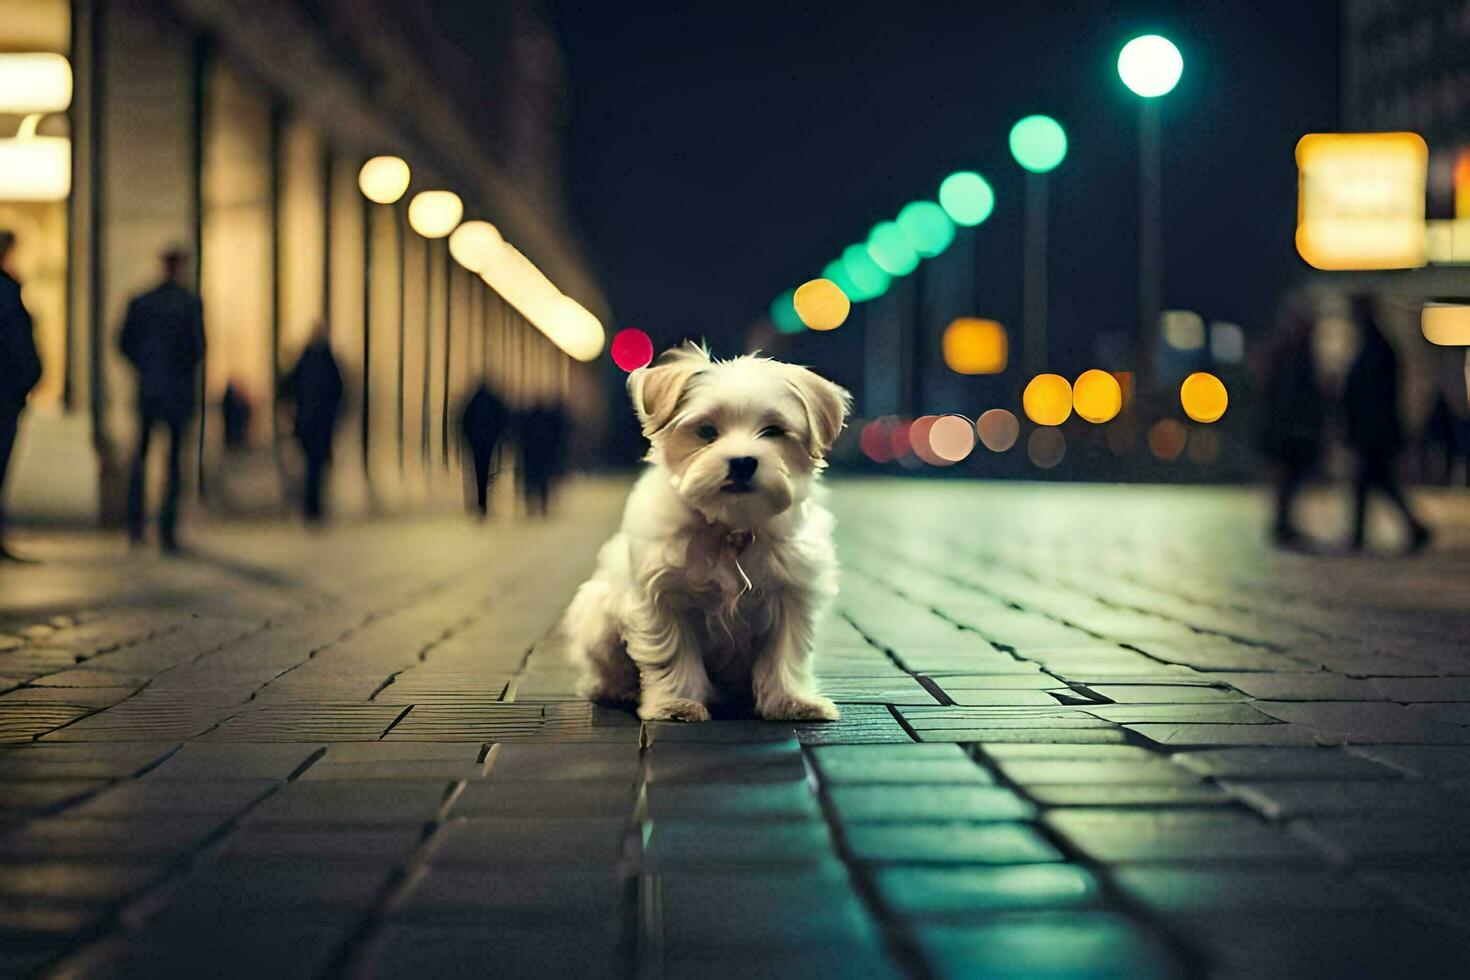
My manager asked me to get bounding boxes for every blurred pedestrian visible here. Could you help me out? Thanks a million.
[120,247,205,552]
[0,231,42,563]
[1344,295,1431,552]
[282,322,343,522]
[460,380,509,516]
[1255,297,1325,548]
[221,380,253,452]
[519,401,569,517]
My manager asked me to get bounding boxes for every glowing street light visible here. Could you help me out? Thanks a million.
[407,190,463,238]
[1009,115,1067,374]
[842,244,891,300]
[1118,34,1183,98]
[896,200,955,258]
[770,289,804,334]
[357,155,410,205]
[938,171,995,227]
[1009,115,1068,174]
[866,221,919,277]
[447,220,502,273]
[1119,33,1184,414]
[0,53,73,114]
[793,277,850,331]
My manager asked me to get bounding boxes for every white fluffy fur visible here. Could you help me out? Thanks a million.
[561,343,851,722]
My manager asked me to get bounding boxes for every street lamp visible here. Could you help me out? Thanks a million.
[406,190,462,466]
[356,155,412,476]
[1009,115,1067,375]
[1117,33,1182,414]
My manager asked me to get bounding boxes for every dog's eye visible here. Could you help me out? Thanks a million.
[759,425,786,439]
[696,424,719,442]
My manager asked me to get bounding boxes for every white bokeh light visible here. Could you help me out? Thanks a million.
[1118,34,1183,98]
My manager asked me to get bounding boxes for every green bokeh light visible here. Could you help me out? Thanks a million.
[842,244,891,300]
[822,260,861,302]
[770,289,804,334]
[866,221,919,277]
[1009,115,1068,174]
[896,200,955,258]
[938,171,995,227]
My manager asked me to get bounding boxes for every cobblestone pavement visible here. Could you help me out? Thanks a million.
[3,479,1470,978]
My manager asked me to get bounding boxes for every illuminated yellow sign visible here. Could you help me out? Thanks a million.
[1296,132,1427,270]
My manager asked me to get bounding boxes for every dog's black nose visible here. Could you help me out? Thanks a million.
[727,456,758,482]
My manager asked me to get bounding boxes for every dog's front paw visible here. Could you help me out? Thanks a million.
[640,697,712,723]
[759,694,840,722]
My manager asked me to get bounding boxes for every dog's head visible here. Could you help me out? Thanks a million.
[629,343,851,529]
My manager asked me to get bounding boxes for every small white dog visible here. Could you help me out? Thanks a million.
[561,342,851,722]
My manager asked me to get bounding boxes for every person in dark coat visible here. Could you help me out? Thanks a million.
[1344,295,1431,552]
[1255,298,1325,548]
[459,381,509,516]
[0,231,42,563]
[519,401,569,517]
[221,380,253,452]
[119,248,206,552]
[282,322,344,522]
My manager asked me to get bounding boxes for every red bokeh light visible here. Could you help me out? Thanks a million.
[611,328,654,372]
[859,420,894,463]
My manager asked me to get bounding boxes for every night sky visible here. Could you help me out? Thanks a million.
[540,0,1338,401]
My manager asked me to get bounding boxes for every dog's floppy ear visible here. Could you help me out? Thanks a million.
[628,342,710,435]
[786,366,852,459]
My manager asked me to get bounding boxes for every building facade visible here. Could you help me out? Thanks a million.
[1,0,608,523]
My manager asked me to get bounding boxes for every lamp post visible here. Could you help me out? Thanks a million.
[1008,115,1067,377]
[407,190,463,470]
[357,155,411,478]
[1117,33,1183,414]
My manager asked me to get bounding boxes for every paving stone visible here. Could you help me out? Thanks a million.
[1290,814,1470,865]
[1024,784,1232,807]
[0,860,157,902]
[873,864,1102,917]
[1370,677,1470,702]
[454,780,634,819]
[843,822,1062,864]
[1257,702,1470,744]
[914,913,1184,980]
[62,778,280,819]
[1082,703,1279,725]
[656,868,878,948]
[917,727,1132,744]
[934,689,1070,707]
[660,944,902,980]
[324,742,484,763]
[828,784,1034,823]
[1111,867,1391,914]
[217,826,427,865]
[645,781,819,822]
[1174,910,1470,979]
[811,744,991,784]
[642,820,837,870]
[1346,744,1470,777]
[430,816,628,868]
[1362,868,1470,921]
[362,922,624,978]
[1211,673,1385,701]
[978,743,1160,761]
[248,779,454,825]
[0,780,107,813]
[1085,684,1246,704]
[1126,722,1321,747]
[1045,810,1322,863]
[162,860,394,911]
[791,704,914,744]
[993,758,1200,786]
[817,676,940,704]
[0,686,135,707]
[298,759,487,781]
[647,742,806,784]
[486,741,642,781]
[0,817,223,860]
[397,867,624,922]
[105,909,353,980]
[1405,702,1470,726]
[1172,747,1403,780]
[920,672,1061,690]
[1223,779,1462,820]
[642,720,797,744]
[143,743,324,780]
